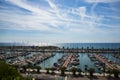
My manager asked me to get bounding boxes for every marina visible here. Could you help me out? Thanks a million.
[0,43,120,80]
[0,44,120,73]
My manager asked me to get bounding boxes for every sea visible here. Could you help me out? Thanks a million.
[0,43,120,49]
[56,43,120,49]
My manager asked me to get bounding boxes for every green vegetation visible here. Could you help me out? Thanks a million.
[77,68,82,75]
[60,67,66,76]
[50,67,56,74]
[39,46,60,49]
[45,68,50,74]
[71,67,77,76]
[88,68,95,77]
[0,60,25,80]
[84,64,88,75]
[36,66,41,73]
[112,69,120,78]
[106,68,112,76]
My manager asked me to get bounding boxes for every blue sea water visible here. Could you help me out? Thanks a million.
[0,43,27,46]
[0,43,120,49]
[56,43,120,49]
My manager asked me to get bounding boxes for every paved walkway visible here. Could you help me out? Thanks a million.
[26,69,116,77]
[67,76,106,80]
[22,73,120,80]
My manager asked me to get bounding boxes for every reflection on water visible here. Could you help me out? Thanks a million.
[102,53,120,65]
[40,53,63,69]
[78,53,100,73]
[39,53,120,73]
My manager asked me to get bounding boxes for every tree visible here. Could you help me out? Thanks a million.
[91,47,94,53]
[71,67,77,76]
[88,68,95,77]
[0,60,26,80]
[77,68,82,76]
[81,47,84,50]
[35,66,41,73]
[60,67,66,76]
[27,63,33,68]
[106,68,112,77]
[85,65,88,75]
[112,69,120,78]
[62,46,65,49]
[50,67,56,74]
[22,65,28,73]
[102,63,106,76]
[87,47,89,52]
[45,68,50,74]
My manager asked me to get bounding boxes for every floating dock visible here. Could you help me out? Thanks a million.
[62,54,73,67]
[95,54,119,70]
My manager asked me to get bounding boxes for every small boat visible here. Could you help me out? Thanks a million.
[70,61,80,66]
[53,63,60,67]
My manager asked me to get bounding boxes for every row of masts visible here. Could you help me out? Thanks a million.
[0,46,120,54]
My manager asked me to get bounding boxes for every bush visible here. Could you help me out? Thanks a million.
[0,60,25,80]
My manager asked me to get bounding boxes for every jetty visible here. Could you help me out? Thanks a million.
[62,54,73,67]
[95,54,119,70]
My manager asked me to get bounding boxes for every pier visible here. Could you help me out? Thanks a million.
[95,54,119,70]
[62,54,73,67]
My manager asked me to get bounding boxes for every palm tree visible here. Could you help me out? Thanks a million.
[22,66,28,73]
[106,68,112,77]
[102,63,106,76]
[76,47,79,53]
[91,47,94,53]
[112,69,120,78]
[77,68,82,76]
[88,68,95,77]
[45,68,50,74]
[27,62,33,68]
[87,47,89,52]
[35,66,41,73]
[81,47,84,52]
[60,67,66,76]
[50,67,56,74]
[71,67,77,76]
[62,46,65,49]
[85,65,88,75]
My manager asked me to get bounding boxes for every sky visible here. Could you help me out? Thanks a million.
[0,0,120,43]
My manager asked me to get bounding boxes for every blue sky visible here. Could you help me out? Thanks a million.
[0,0,120,43]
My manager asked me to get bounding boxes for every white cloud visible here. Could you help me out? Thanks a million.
[0,0,119,43]
[46,0,57,10]
[0,0,119,35]
[85,0,120,3]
